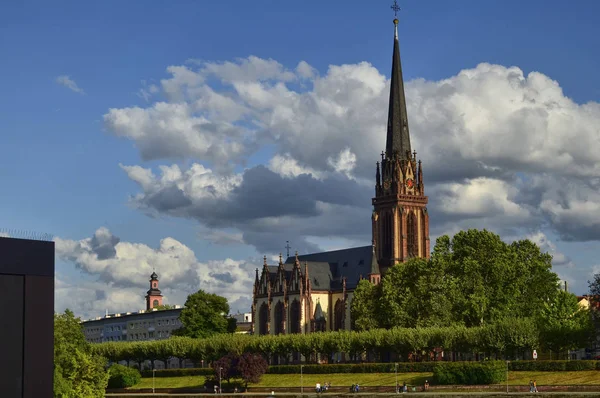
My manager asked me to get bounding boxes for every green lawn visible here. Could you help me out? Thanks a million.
[131,371,600,390]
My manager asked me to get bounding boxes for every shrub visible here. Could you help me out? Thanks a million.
[107,364,141,388]
[508,360,598,372]
[268,362,435,374]
[140,367,213,377]
[433,361,505,385]
[238,353,269,386]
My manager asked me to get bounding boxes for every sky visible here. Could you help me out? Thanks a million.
[1,0,599,320]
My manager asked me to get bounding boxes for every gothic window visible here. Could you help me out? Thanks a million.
[382,212,393,259]
[274,301,285,335]
[259,303,269,335]
[334,299,344,331]
[315,318,326,332]
[290,300,301,334]
[407,211,417,258]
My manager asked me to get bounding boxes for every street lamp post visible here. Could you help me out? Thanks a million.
[301,364,304,395]
[219,366,223,395]
[395,363,398,393]
[152,368,156,394]
[506,360,510,393]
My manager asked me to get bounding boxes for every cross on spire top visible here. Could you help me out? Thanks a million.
[391,0,400,18]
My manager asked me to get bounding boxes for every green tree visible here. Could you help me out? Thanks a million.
[381,257,456,328]
[174,289,230,338]
[350,279,381,331]
[538,290,594,358]
[227,317,238,333]
[54,309,109,397]
[153,304,176,311]
[354,229,560,329]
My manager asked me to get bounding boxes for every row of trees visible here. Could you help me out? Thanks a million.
[92,316,589,366]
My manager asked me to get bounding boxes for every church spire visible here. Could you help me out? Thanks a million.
[386,8,411,159]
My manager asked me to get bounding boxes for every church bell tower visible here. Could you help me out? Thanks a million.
[145,271,163,310]
[372,10,430,272]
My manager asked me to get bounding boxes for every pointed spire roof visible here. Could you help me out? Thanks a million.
[386,17,411,159]
[314,300,325,321]
[370,241,380,275]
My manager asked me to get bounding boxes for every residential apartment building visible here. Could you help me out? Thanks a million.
[82,272,183,343]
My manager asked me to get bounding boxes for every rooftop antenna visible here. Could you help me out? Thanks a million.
[285,240,291,258]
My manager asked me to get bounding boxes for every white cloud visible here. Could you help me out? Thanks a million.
[526,231,574,268]
[55,228,256,319]
[434,177,530,220]
[327,147,357,179]
[98,55,600,297]
[268,154,322,179]
[55,75,85,94]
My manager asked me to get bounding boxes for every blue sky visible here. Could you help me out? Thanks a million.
[1,0,599,318]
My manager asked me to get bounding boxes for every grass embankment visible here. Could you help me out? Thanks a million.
[131,371,600,390]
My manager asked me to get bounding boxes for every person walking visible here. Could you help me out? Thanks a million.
[533,380,538,393]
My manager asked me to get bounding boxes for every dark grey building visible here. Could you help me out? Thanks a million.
[0,236,55,398]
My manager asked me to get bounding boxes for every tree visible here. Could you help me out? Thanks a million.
[173,289,230,338]
[538,290,594,358]
[153,304,176,311]
[351,229,561,329]
[381,257,456,328]
[350,279,382,331]
[227,317,238,333]
[237,353,268,388]
[54,309,109,397]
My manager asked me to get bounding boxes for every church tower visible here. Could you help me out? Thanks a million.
[372,12,430,272]
[145,271,163,310]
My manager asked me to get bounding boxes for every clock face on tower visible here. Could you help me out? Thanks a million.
[405,178,414,189]
[383,180,391,190]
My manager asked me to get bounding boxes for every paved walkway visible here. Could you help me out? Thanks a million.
[105,393,600,397]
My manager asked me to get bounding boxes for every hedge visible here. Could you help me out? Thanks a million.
[268,362,436,374]
[508,360,598,372]
[140,367,213,378]
[433,361,505,385]
[108,364,142,388]
[140,360,600,379]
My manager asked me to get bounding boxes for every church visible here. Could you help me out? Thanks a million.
[251,12,430,335]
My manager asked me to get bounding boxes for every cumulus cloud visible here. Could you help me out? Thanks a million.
[56,75,85,94]
[526,231,574,268]
[55,228,256,319]
[96,54,600,300]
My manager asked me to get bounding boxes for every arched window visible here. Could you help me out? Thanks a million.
[334,299,344,331]
[407,211,418,258]
[259,303,269,335]
[382,211,393,259]
[153,299,159,308]
[274,301,285,335]
[289,300,301,334]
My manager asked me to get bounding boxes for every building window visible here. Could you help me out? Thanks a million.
[274,301,285,335]
[407,211,417,258]
[334,299,344,331]
[289,300,300,334]
[382,211,393,259]
[259,303,269,335]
